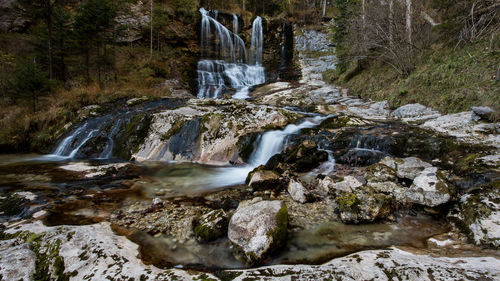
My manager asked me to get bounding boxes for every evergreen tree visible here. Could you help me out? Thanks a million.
[9,60,51,112]
[73,0,117,84]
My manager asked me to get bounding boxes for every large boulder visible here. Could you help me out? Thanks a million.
[228,199,288,265]
[193,209,228,243]
[448,187,500,248]
[391,103,441,123]
[380,157,432,180]
[396,167,454,207]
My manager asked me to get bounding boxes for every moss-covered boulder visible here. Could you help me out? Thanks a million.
[335,190,392,224]
[193,209,229,243]
[228,199,288,265]
[364,162,403,194]
[113,114,152,160]
[448,185,500,248]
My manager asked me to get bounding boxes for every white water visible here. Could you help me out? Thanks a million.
[249,16,263,65]
[209,115,329,186]
[197,9,265,99]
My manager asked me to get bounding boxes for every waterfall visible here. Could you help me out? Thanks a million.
[210,115,329,186]
[197,8,265,99]
[249,16,263,65]
[249,115,326,165]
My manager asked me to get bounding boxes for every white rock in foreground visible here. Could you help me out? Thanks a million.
[228,200,287,265]
[0,240,36,281]
[4,221,212,281]
[230,247,500,280]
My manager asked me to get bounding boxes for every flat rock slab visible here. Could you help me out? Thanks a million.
[230,247,500,280]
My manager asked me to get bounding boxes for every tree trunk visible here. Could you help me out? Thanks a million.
[85,48,90,83]
[322,0,326,17]
[47,4,53,80]
[150,0,153,61]
[389,0,394,46]
[362,0,367,51]
[406,0,412,49]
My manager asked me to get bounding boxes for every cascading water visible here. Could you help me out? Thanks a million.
[45,99,183,161]
[249,16,263,65]
[197,8,265,99]
[209,115,329,186]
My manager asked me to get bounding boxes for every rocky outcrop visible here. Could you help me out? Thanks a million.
[421,112,500,148]
[228,199,288,265]
[0,0,29,33]
[448,187,500,248]
[115,0,150,42]
[134,99,295,164]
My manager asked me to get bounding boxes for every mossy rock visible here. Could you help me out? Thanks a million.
[193,209,229,243]
[0,194,28,217]
[113,114,152,160]
[319,115,351,129]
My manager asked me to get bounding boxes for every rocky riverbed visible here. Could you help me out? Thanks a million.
[1,27,499,280]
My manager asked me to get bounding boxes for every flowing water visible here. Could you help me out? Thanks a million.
[197,9,265,99]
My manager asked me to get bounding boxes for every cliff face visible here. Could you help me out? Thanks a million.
[0,0,29,32]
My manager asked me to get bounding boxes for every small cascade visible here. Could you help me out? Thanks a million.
[197,8,265,99]
[249,16,263,65]
[209,115,329,187]
[46,99,183,161]
[249,115,326,166]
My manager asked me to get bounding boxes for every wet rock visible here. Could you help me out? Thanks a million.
[391,103,441,123]
[397,167,454,207]
[0,194,28,217]
[134,99,293,164]
[284,140,328,172]
[193,209,229,243]
[287,178,313,203]
[335,190,392,224]
[0,240,36,281]
[228,200,288,265]
[74,135,109,159]
[448,187,500,248]
[471,106,495,122]
[248,170,281,191]
[380,157,432,180]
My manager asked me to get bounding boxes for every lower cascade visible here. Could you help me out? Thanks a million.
[197,8,265,99]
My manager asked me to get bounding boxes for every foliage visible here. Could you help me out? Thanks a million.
[8,60,51,112]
